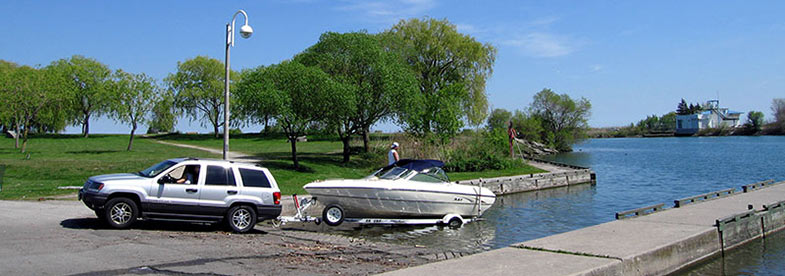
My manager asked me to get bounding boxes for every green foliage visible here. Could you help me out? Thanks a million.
[529,88,591,151]
[384,17,497,137]
[0,64,71,152]
[443,129,522,172]
[677,99,704,115]
[486,108,512,131]
[109,70,160,150]
[0,60,19,132]
[166,56,236,138]
[510,110,544,142]
[635,112,676,133]
[147,89,178,134]
[235,61,344,169]
[745,111,764,133]
[294,31,418,161]
[48,55,113,137]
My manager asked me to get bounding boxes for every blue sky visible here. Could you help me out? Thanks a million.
[2,0,783,134]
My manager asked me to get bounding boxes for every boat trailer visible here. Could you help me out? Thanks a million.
[273,194,475,228]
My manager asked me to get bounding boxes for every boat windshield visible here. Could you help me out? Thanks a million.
[410,167,450,183]
[371,166,450,182]
[375,167,412,180]
[137,160,177,178]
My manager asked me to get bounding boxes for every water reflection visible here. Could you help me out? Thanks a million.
[674,230,785,275]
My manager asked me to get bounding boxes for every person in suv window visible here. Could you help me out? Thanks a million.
[176,165,200,184]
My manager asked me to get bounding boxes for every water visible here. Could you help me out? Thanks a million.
[338,136,785,273]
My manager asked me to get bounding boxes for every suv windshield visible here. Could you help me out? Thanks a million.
[137,160,177,178]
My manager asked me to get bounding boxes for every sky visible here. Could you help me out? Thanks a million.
[1,0,784,134]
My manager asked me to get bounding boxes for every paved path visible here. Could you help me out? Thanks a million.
[383,182,785,276]
[525,159,574,173]
[152,140,263,163]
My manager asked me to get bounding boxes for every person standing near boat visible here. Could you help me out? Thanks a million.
[388,142,400,165]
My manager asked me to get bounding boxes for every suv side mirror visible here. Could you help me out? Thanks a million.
[158,176,173,184]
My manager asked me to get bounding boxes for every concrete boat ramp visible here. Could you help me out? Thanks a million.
[383,180,785,276]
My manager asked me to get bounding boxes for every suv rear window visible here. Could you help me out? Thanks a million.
[205,165,236,186]
[239,168,271,188]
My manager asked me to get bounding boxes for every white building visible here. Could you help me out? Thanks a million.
[675,100,742,135]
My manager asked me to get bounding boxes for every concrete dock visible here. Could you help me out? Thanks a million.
[457,158,595,195]
[382,181,785,276]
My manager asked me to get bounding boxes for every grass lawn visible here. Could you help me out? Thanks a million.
[0,133,546,200]
[0,135,218,200]
[156,134,546,194]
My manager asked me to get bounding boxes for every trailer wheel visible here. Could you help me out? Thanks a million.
[322,204,345,226]
[447,217,463,228]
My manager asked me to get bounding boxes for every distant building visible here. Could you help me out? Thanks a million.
[675,100,742,135]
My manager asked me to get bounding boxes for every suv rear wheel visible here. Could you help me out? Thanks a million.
[226,205,257,233]
[104,197,138,229]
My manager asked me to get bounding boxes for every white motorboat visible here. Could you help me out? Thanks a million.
[303,159,497,226]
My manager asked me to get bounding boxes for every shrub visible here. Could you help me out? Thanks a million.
[443,129,523,172]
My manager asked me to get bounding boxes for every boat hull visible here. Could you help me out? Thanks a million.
[304,180,496,219]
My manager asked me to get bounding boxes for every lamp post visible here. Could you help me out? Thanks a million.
[224,10,253,160]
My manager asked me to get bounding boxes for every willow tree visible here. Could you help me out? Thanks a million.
[0,60,19,146]
[295,31,418,159]
[384,17,497,137]
[110,71,159,151]
[49,55,113,138]
[529,88,591,151]
[166,56,236,137]
[235,61,348,169]
[3,65,70,152]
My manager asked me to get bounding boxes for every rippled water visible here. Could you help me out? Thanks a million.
[330,136,785,271]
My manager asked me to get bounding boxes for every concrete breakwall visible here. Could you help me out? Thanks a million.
[456,169,595,195]
[383,180,785,276]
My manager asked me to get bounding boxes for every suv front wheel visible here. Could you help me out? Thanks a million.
[226,205,257,233]
[104,197,138,229]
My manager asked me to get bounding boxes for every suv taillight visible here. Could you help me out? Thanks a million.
[273,192,281,205]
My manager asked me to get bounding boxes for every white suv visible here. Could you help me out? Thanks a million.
[79,158,282,233]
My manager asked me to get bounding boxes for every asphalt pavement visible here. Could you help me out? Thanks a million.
[0,199,433,275]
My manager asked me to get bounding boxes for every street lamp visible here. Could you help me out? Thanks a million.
[224,10,253,160]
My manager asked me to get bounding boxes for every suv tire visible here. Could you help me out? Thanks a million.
[226,205,257,233]
[104,197,138,229]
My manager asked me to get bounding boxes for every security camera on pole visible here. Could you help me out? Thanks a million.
[224,10,253,160]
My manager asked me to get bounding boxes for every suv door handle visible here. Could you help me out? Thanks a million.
[186,188,198,193]
[227,190,238,195]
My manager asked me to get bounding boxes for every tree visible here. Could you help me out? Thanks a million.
[147,89,178,134]
[110,70,159,151]
[772,98,785,125]
[236,61,341,169]
[295,31,419,160]
[659,112,677,131]
[486,108,512,131]
[0,60,19,144]
[49,55,112,138]
[4,65,70,152]
[676,99,689,115]
[166,56,235,138]
[234,68,276,134]
[528,88,591,151]
[510,110,544,142]
[384,17,497,137]
[745,111,764,133]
